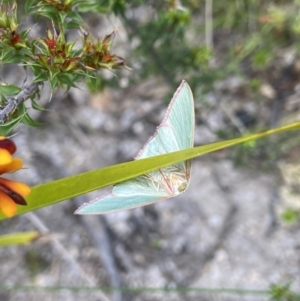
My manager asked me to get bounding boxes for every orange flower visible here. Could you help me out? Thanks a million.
[0,136,31,217]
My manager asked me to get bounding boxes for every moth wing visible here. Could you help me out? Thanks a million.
[136,80,194,178]
[76,81,195,215]
[75,173,170,214]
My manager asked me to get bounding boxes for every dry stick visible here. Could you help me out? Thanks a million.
[220,100,248,135]
[25,212,111,301]
[264,93,284,235]
[77,211,122,301]
[265,186,279,237]
[205,0,213,53]
[0,81,42,124]
[205,0,215,69]
[183,164,237,284]
[60,107,122,301]
[29,150,114,301]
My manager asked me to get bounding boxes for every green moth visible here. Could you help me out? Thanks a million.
[76,80,195,214]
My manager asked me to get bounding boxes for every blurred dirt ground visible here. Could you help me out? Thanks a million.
[0,78,299,301]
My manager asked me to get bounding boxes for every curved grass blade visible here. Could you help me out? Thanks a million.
[0,106,300,218]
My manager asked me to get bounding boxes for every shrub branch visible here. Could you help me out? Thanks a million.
[0,81,42,124]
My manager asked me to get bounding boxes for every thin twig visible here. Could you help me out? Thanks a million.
[220,100,248,134]
[265,185,279,236]
[60,107,122,301]
[41,105,122,300]
[33,148,122,301]
[0,81,42,124]
[182,164,237,285]
[205,0,213,52]
[32,151,117,301]
[76,209,122,301]
[203,166,238,261]
[25,212,111,301]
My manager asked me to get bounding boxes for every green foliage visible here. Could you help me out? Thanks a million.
[281,209,300,224]
[0,83,20,95]
[0,113,24,136]
[269,283,300,301]
[233,138,279,171]
[2,0,300,131]
[24,247,50,279]
[1,0,300,130]
[80,0,300,94]
[216,127,300,171]
[0,0,126,130]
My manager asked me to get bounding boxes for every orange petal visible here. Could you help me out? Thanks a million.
[7,157,23,171]
[0,178,31,197]
[0,158,23,174]
[0,190,17,217]
[0,149,12,166]
[0,182,27,205]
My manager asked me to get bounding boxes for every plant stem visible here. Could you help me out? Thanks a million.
[0,81,42,124]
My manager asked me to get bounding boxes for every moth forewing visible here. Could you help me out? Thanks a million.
[75,80,195,215]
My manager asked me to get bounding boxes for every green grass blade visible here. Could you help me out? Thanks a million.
[1,121,300,219]
[0,231,40,246]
